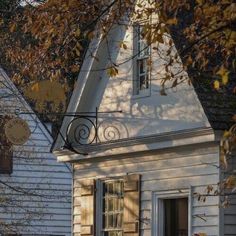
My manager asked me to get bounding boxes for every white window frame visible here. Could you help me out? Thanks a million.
[133,23,151,97]
[152,188,192,236]
[96,178,125,236]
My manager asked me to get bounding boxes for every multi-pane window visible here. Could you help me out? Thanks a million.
[0,116,13,174]
[164,198,188,236]
[102,180,124,236]
[134,24,151,95]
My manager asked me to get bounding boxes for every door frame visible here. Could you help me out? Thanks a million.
[152,188,192,236]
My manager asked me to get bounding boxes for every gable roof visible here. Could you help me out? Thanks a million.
[53,11,236,155]
[168,8,236,132]
[54,27,216,151]
[0,67,53,143]
[194,81,236,130]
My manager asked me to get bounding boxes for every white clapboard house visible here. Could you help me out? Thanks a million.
[0,67,71,235]
[52,7,236,236]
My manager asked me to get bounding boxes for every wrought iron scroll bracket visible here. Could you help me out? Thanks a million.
[16,108,123,155]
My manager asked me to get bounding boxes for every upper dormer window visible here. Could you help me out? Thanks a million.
[133,24,151,96]
[0,116,13,174]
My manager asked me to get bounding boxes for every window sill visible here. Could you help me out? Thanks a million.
[132,89,151,99]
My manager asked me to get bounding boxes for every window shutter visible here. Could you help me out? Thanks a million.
[80,179,95,236]
[0,116,13,174]
[123,174,140,236]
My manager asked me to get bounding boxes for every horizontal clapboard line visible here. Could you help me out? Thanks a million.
[74,146,219,170]
[74,156,218,178]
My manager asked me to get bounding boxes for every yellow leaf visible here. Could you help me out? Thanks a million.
[196,0,204,5]
[218,66,227,77]
[75,28,81,37]
[166,18,178,25]
[122,43,127,50]
[119,41,128,50]
[0,18,4,26]
[107,67,118,77]
[31,82,39,92]
[75,48,80,57]
[222,73,229,85]
[194,233,207,236]
[199,233,207,236]
[44,39,51,49]
[10,23,16,33]
[223,130,231,138]
[217,66,229,85]
[25,80,66,104]
[213,80,220,90]
[225,175,236,189]
[220,148,228,169]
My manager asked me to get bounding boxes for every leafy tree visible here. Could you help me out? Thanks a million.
[1,0,235,97]
[0,0,235,233]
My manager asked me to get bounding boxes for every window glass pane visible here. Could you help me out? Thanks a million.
[137,25,150,58]
[135,24,150,94]
[103,180,124,235]
[139,75,149,90]
[164,198,188,236]
[139,59,145,74]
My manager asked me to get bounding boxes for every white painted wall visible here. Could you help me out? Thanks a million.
[0,69,71,235]
[67,21,210,146]
[223,151,236,236]
[72,142,220,236]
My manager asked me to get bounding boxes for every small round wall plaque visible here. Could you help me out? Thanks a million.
[4,117,31,145]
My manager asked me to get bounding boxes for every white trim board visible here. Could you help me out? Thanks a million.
[152,188,193,236]
[54,127,216,162]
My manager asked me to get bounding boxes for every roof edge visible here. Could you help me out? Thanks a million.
[54,126,216,162]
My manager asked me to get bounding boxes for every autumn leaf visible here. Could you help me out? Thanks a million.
[213,80,220,90]
[220,149,228,169]
[196,0,205,5]
[154,34,164,44]
[194,233,207,236]
[119,41,128,50]
[232,115,236,122]
[75,28,81,37]
[166,18,178,25]
[75,48,80,57]
[25,80,66,112]
[0,18,4,26]
[9,23,16,32]
[217,66,229,85]
[71,64,80,73]
[43,39,52,50]
[225,175,236,189]
[31,82,39,92]
[107,66,118,77]
[87,31,94,40]
[223,130,232,138]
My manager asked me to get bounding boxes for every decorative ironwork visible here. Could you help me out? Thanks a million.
[67,116,97,145]
[98,119,128,143]
[17,108,126,154]
[102,125,121,141]
[65,109,127,148]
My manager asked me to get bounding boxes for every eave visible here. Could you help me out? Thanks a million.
[53,126,218,163]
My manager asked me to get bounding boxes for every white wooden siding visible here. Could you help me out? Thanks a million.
[63,19,210,148]
[223,152,236,236]
[73,142,220,236]
[0,69,71,235]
